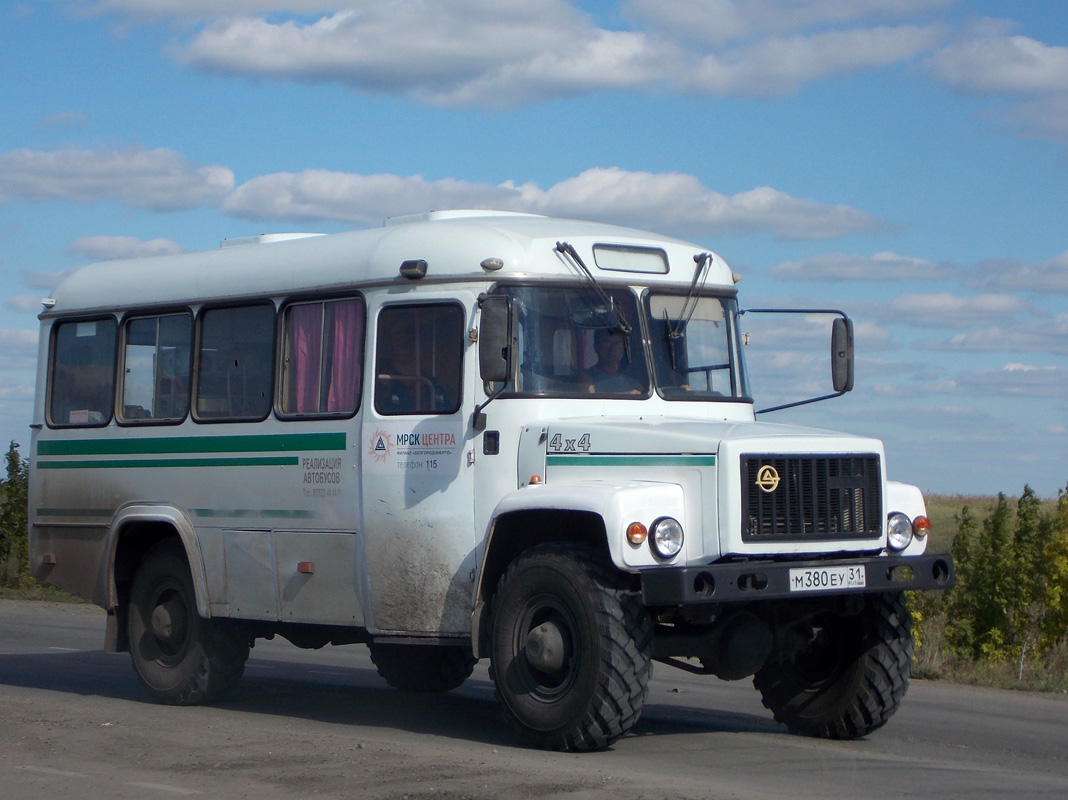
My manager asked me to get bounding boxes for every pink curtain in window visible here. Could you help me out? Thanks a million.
[290,303,322,413]
[326,299,364,412]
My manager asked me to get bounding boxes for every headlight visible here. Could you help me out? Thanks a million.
[651,517,684,559]
[886,512,913,551]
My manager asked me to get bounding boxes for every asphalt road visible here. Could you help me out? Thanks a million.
[1,598,1066,800]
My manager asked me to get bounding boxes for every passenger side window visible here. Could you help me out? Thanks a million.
[48,318,117,427]
[374,304,463,415]
[280,297,365,416]
[195,304,275,421]
[120,313,192,423]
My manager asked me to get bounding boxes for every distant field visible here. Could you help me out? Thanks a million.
[923,492,1060,553]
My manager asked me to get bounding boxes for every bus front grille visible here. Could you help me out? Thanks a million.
[741,454,882,542]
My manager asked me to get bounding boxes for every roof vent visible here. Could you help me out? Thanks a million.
[384,209,544,227]
[220,232,326,248]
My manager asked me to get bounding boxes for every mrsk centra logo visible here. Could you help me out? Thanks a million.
[369,430,392,463]
[756,464,781,493]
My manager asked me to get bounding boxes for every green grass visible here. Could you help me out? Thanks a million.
[923,494,987,553]
[923,492,1061,554]
[0,583,84,603]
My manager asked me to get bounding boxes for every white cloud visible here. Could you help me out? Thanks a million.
[624,0,951,45]
[770,251,953,281]
[5,295,48,313]
[81,1,335,22]
[879,293,1031,328]
[0,146,234,211]
[680,25,941,96]
[928,313,1068,355]
[931,29,1068,96]
[116,1,945,106]
[67,235,186,260]
[861,402,992,433]
[64,1,1068,133]
[1002,94,1068,142]
[222,170,522,225]
[19,267,81,291]
[953,363,1068,398]
[969,251,1068,293]
[41,111,88,128]
[0,329,39,370]
[926,22,1068,145]
[516,170,884,239]
[175,3,608,105]
[223,166,883,240]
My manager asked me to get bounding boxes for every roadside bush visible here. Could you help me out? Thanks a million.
[910,483,1068,690]
[0,440,29,587]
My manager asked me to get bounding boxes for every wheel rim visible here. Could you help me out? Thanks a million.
[782,616,848,690]
[513,594,579,701]
[143,578,192,666]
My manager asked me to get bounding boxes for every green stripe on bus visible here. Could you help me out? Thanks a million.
[34,507,314,520]
[191,508,315,520]
[36,456,300,470]
[546,454,717,467]
[35,432,346,457]
[36,507,112,517]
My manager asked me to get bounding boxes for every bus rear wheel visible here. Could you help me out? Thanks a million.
[368,643,476,692]
[490,542,652,751]
[128,540,249,705]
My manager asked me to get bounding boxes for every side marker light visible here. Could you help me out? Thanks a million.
[627,522,648,546]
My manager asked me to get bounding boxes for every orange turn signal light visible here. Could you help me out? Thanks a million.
[627,522,648,546]
[913,516,931,538]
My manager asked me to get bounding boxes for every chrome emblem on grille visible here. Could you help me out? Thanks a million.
[756,465,780,493]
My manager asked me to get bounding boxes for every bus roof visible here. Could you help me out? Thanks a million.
[44,211,735,316]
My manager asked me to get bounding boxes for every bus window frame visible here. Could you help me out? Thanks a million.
[191,300,278,425]
[46,314,119,429]
[116,308,194,427]
[373,301,466,417]
[276,293,367,421]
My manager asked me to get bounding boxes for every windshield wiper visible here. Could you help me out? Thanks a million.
[554,241,633,337]
[669,252,712,340]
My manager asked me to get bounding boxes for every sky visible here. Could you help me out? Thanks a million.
[1,0,1066,498]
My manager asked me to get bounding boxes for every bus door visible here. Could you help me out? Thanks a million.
[360,299,477,635]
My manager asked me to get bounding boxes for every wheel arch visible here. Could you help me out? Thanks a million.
[471,507,612,658]
[105,505,209,652]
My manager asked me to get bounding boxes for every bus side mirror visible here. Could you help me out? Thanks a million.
[478,294,513,384]
[831,317,854,394]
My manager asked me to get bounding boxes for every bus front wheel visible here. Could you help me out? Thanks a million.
[128,540,249,705]
[753,591,913,739]
[489,542,652,751]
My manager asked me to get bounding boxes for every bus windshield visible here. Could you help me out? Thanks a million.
[495,285,748,400]
[646,292,749,400]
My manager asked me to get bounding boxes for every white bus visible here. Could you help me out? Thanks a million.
[29,210,952,750]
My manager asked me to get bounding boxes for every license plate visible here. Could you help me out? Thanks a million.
[789,565,866,593]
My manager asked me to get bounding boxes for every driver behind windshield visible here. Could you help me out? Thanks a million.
[585,327,645,395]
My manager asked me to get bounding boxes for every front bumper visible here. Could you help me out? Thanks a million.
[641,553,954,606]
